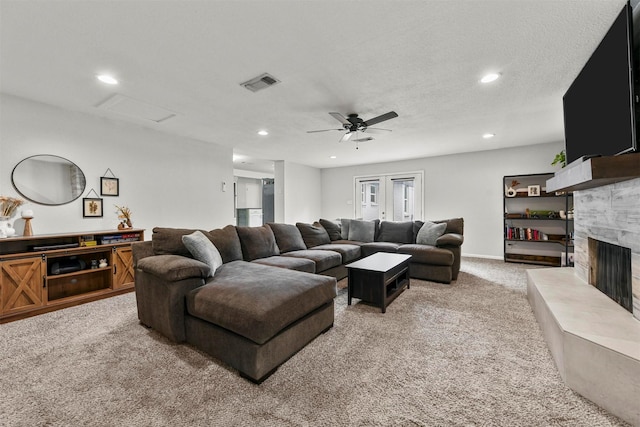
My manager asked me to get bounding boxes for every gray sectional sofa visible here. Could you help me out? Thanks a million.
[132,218,463,382]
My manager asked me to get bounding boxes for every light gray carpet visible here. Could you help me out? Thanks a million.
[0,258,629,426]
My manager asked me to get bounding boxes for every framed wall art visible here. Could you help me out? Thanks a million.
[83,197,103,218]
[528,185,541,197]
[100,168,119,196]
[100,177,119,196]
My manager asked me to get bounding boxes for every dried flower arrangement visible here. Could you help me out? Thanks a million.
[115,205,132,228]
[0,196,24,218]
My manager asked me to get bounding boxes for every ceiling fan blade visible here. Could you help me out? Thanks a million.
[339,132,353,143]
[362,111,398,127]
[306,128,343,133]
[352,136,374,142]
[362,128,392,134]
[329,112,350,125]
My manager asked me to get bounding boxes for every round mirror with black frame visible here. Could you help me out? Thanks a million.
[11,155,86,206]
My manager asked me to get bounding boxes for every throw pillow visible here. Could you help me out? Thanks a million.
[267,223,307,253]
[416,221,447,246]
[182,231,223,277]
[236,226,280,261]
[319,218,342,241]
[340,218,351,240]
[296,222,331,248]
[347,219,377,243]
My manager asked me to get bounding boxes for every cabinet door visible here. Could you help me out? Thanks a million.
[1,257,46,315]
[112,247,134,289]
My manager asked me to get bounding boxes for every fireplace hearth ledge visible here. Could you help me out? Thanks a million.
[527,267,640,426]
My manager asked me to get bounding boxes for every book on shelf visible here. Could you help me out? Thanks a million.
[505,226,548,241]
[98,232,141,245]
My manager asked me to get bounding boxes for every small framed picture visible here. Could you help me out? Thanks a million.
[528,185,541,197]
[83,198,103,217]
[100,177,119,196]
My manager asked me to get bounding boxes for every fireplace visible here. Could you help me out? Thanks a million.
[573,176,640,320]
[588,238,633,312]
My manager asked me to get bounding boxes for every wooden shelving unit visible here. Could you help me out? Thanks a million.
[0,229,144,323]
[503,174,573,267]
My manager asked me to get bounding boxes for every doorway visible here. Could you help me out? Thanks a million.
[354,172,423,221]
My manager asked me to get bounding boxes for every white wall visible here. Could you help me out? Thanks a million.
[0,94,235,237]
[321,142,564,258]
[274,160,322,224]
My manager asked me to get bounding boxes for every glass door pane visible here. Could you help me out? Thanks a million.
[391,178,415,221]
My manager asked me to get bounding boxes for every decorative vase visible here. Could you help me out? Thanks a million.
[0,216,16,238]
[505,185,517,198]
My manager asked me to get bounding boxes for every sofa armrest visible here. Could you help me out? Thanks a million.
[435,233,464,248]
[135,255,209,342]
[137,254,211,281]
[132,241,154,268]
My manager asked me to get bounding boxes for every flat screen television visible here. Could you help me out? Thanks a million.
[563,2,638,165]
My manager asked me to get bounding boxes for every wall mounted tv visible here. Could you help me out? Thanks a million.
[563,2,639,165]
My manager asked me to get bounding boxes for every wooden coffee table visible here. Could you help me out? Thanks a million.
[346,252,411,313]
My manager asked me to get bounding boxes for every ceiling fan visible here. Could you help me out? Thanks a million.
[307,111,398,142]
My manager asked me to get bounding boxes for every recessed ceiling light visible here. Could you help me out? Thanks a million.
[483,133,496,139]
[96,74,118,85]
[257,130,269,136]
[480,73,501,83]
[330,155,337,159]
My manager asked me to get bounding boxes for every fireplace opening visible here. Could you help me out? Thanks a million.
[588,238,633,313]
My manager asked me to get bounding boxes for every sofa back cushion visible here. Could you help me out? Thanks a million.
[377,221,414,244]
[208,225,243,263]
[319,218,342,241]
[236,225,280,261]
[152,227,200,257]
[296,222,331,248]
[347,219,379,243]
[267,223,307,253]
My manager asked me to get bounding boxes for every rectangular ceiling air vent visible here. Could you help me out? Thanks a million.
[240,73,281,92]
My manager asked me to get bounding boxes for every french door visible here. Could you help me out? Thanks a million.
[354,172,423,221]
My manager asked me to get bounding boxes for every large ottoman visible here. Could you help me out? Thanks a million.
[184,261,337,383]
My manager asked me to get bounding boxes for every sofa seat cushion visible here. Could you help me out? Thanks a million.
[312,243,361,263]
[252,256,315,273]
[331,239,365,246]
[281,250,342,272]
[397,244,454,266]
[186,261,336,345]
[360,242,401,257]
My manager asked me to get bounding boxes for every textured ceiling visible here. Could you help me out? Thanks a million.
[0,0,628,171]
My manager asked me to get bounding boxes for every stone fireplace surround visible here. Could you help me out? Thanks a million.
[527,175,640,425]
